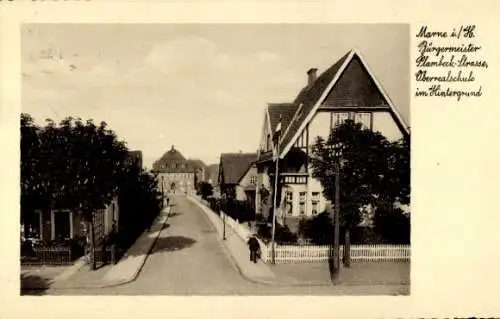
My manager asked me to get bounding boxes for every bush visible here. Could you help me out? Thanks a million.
[298,212,334,245]
[256,222,297,245]
[198,182,213,200]
[374,206,410,244]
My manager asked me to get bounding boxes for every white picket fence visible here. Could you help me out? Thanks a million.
[194,195,410,264]
[262,244,410,264]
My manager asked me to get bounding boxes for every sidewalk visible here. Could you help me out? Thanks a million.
[50,205,171,290]
[188,195,410,287]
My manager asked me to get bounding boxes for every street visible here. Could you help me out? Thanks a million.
[47,195,408,295]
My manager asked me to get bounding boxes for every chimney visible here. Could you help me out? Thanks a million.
[307,68,317,88]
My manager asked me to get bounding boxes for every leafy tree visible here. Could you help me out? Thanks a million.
[21,114,130,269]
[20,114,42,236]
[310,119,404,266]
[198,182,214,200]
[118,165,162,247]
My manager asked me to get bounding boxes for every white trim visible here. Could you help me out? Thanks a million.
[355,50,410,134]
[280,102,303,142]
[280,49,410,158]
[280,50,355,158]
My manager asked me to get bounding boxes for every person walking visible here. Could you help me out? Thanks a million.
[247,234,260,263]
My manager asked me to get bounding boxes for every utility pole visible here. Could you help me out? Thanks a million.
[270,115,282,265]
[331,162,341,282]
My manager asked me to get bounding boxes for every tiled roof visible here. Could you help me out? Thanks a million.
[219,153,257,185]
[186,159,206,170]
[153,145,195,173]
[267,103,298,135]
[279,50,351,153]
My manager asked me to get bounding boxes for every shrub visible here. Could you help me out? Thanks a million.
[256,222,297,245]
[298,211,334,245]
[374,206,410,244]
[198,182,213,200]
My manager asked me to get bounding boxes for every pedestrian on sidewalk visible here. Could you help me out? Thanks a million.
[247,234,260,263]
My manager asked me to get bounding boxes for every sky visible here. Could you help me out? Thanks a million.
[22,24,410,168]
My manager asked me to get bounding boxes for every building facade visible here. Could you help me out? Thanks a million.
[218,153,258,202]
[152,145,198,194]
[255,49,410,222]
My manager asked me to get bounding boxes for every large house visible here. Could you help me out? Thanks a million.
[255,49,409,221]
[218,152,258,202]
[152,145,200,194]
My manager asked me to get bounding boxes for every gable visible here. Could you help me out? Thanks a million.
[219,153,257,185]
[238,165,258,187]
[322,56,388,108]
[279,50,409,157]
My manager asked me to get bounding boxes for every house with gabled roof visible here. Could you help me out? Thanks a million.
[255,49,409,221]
[218,152,258,202]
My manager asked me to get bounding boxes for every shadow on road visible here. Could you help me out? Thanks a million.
[20,274,52,296]
[153,236,196,253]
[168,212,182,218]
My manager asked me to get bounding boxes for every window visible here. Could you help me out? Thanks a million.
[54,210,72,240]
[250,175,257,185]
[299,192,306,215]
[354,112,372,129]
[312,192,320,215]
[334,112,349,127]
[285,191,293,215]
[299,192,306,202]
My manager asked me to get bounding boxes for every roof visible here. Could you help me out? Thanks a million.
[278,51,351,154]
[186,159,206,170]
[279,49,410,157]
[267,103,298,135]
[152,145,195,173]
[219,153,257,185]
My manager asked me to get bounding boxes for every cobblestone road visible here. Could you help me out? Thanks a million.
[47,196,408,296]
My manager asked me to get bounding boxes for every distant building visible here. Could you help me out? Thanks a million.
[218,152,258,202]
[186,159,208,186]
[206,164,219,186]
[152,145,197,194]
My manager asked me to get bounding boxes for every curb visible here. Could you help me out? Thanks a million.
[188,196,410,289]
[47,208,171,291]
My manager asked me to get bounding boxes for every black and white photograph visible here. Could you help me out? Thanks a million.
[20,24,411,296]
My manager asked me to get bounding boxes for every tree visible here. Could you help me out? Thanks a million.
[310,119,395,266]
[20,114,42,237]
[198,182,213,200]
[24,115,129,269]
[59,117,129,269]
